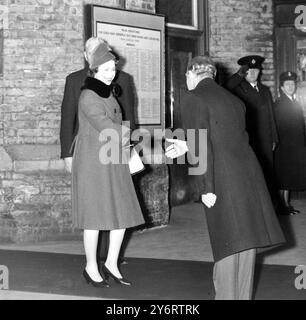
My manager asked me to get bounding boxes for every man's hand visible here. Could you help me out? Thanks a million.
[238,64,249,77]
[165,138,188,159]
[201,193,217,208]
[64,157,73,173]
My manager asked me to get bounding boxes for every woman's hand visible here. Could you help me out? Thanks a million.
[201,193,217,208]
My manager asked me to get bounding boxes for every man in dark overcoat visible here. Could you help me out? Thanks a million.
[225,56,278,195]
[60,37,136,265]
[166,56,285,300]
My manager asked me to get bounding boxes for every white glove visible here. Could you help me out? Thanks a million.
[165,138,188,159]
[64,157,73,173]
[201,193,217,208]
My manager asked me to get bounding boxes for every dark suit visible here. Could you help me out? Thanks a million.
[60,66,136,262]
[226,74,278,190]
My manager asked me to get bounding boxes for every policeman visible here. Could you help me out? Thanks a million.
[226,55,278,198]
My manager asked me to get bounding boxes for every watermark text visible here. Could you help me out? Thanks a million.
[98,126,208,176]
[0,265,9,290]
[295,5,306,32]
[295,265,306,290]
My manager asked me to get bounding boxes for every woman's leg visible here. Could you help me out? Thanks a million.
[104,229,126,278]
[279,190,300,214]
[84,229,103,282]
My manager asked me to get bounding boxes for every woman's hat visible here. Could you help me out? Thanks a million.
[280,71,297,83]
[90,42,116,70]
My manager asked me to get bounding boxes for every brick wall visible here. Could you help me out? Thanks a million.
[0,0,276,243]
[0,0,153,243]
[2,0,126,148]
[209,0,275,93]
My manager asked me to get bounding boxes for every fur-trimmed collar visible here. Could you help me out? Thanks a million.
[82,77,111,98]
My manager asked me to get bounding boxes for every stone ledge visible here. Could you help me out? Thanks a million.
[14,159,65,172]
[5,144,60,161]
[0,215,81,243]
[0,224,81,244]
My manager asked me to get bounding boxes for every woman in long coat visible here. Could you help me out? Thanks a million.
[72,42,144,287]
[168,56,285,300]
[274,71,306,215]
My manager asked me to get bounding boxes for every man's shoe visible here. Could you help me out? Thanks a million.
[288,205,300,214]
[279,206,299,216]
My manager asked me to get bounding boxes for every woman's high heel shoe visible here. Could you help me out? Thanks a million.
[102,265,131,286]
[83,269,109,288]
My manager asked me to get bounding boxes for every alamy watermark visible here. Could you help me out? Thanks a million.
[0,265,9,290]
[97,125,208,176]
[294,265,306,290]
[295,5,306,32]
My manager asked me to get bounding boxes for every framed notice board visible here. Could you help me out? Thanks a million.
[87,5,165,131]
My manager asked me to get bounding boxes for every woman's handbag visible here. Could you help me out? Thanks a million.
[128,146,145,175]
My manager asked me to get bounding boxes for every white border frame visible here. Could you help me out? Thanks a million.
[166,0,198,30]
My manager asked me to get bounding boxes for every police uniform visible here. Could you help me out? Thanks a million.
[226,55,278,194]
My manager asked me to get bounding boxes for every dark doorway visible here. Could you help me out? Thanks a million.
[158,0,209,207]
